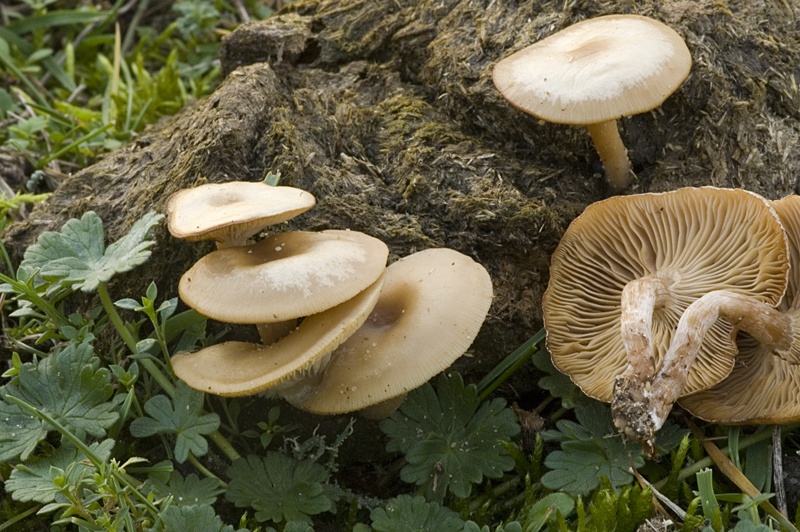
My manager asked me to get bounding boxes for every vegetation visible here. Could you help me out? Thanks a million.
[2,1,800,531]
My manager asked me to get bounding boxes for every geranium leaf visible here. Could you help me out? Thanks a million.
[0,341,118,461]
[380,373,520,501]
[6,440,115,503]
[129,381,219,463]
[143,470,223,506]
[226,453,342,525]
[370,495,465,532]
[159,504,246,532]
[21,211,163,292]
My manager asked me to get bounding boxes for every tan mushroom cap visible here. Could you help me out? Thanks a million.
[680,195,800,423]
[179,230,389,323]
[298,248,493,415]
[166,182,316,248]
[171,273,385,397]
[543,187,789,402]
[492,15,691,125]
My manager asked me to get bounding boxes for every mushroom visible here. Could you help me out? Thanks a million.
[170,273,385,396]
[542,188,789,446]
[166,181,316,249]
[679,195,800,424]
[492,14,691,193]
[179,230,389,343]
[290,248,493,418]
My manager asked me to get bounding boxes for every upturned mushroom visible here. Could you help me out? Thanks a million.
[288,248,494,418]
[679,195,800,424]
[493,15,691,193]
[542,187,789,449]
[166,181,316,248]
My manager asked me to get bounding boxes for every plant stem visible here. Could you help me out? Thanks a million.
[0,505,41,531]
[189,452,228,488]
[97,280,241,461]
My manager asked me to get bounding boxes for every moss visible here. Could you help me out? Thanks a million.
[6,0,800,385]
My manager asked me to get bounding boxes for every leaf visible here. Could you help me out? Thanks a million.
[0,341,118,461]
[142,470,223,506]
[531,349,582,409]
[6,440,114,503]
[129,381,219,463]
[21,211,163,292]
[540,399,643,496]
[159,504,246,532]
[226,452,343,525]
[370,495,465,532]
[380,373,520,501]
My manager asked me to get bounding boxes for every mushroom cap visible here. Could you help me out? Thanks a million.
[298,248,493,415]
[543,187,789,402]
[179,230,389,323]
[166,182,316,247]
[679,195,800,423]
[492,14,692,125]
[171,273,385,397]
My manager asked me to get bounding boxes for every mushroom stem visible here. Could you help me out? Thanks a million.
[613,290,793,448]
[586,120,632,193]
[620,276,674,378]
[612,276,674,437]
[257,320,298,345]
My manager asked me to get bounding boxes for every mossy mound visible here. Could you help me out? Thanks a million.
[5,0,800,387]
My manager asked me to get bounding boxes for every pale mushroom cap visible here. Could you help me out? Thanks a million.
[680,195,800,423]
[171,274,385,397]
[166,182,316,247]
[299,248,493,414]
[543,187,789,402]
[492,15,691,125]
[179,230,389,323]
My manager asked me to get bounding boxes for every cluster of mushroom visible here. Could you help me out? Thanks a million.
[164,181,493,418]
[542,187,800,453]
[493,14,692,194]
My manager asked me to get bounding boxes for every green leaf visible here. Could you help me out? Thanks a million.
[540,400,643,496]
[0,341,118,461]
[129,381,219,463]
[21,211,163,292]
[370,495,465,532]
[380,373,520,501]
[6,440,114,503]
[531,348,582,409]
[142,470,223,506]
[159,504,246,532]
[226,452,343,525]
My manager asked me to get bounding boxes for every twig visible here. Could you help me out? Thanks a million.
[773,424,788,517]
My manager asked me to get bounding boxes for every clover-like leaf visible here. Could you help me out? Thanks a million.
[5,440,115,503]
[143,470,223,506]
[160,504,246,532]
[21,211,163,292]
[0,341,118,461]
[226,452,343,525]
[370,495,465,532]
[380,373,520,501]
[129,381,219,463]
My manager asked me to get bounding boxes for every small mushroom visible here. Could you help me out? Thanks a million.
[171,273,385,396]
[179,230,389,324]
[166,181,316,248]
[680,195,800,424]
[542,188,789,446]
[291,248,493,418]
[492,15,691,193]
